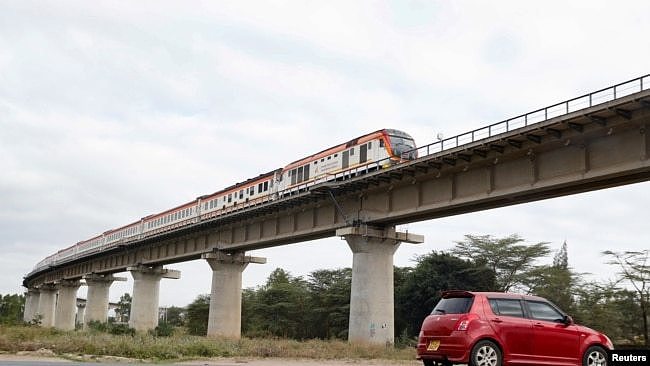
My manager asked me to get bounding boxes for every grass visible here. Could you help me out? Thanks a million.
[0,325,416,362]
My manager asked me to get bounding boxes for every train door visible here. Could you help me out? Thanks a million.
[342,150,349,169]
[360,144,367,163]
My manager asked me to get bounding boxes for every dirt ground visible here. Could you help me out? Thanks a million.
[0,353,423,366]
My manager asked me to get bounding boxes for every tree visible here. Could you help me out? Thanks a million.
[0,293,25,324]
[114,293,131,323]
[527,241,579,313]
[603,250,650,346]
[451,234,550,292]
[573,280,643,345]
[186,294,210,336]
[165,306,185,327]
[395,251,497,337]
[246,268,310,338]
[306,268,351,339]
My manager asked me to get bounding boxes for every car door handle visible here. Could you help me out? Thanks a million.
[534,322,544,327]
[491,318,503,323]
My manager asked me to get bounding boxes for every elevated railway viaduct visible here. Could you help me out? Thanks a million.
[23,76,650,344]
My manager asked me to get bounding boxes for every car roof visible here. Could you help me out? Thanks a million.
[442,290,548,302]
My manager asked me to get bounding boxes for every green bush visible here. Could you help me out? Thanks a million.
[152,321,174,337]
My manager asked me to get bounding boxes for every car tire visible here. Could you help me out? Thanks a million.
[583,345,607,366]
[470,340,502,366]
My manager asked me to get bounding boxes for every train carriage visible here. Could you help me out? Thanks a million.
[104,220,143,249]
[29,128,416,273]
[199,170,280,220]
[142,201,199,235]
[278,129,416,193]
[76,235,105,257]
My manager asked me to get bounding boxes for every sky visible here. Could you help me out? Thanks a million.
[1,1,649,308]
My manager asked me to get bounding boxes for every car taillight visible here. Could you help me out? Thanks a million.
[455,314,478,331]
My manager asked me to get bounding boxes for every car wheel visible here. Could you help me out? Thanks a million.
[470,340,502,366]
[583,346,607,366]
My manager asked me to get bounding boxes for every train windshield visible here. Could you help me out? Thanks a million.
[387,130,417,159]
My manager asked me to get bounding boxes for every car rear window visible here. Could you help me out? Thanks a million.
[432,297,473,314]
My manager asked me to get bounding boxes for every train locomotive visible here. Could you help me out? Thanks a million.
[31,129,416,273]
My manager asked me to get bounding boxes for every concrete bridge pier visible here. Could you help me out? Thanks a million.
[36,285,57,327]
[76,302,86,326]
[83,274,126,326]
[23,288,40,323]
[127,265,180,331]
[54,280,81,330]
[202,251,267,338]
[337,226,423,345]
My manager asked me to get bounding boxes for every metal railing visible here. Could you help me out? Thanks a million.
[412,74,649,160]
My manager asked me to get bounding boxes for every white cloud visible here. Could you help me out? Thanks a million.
[1,0,649,307]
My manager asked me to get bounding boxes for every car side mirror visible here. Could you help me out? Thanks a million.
[563,315,574,325]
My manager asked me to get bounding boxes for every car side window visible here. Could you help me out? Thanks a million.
[527,301,564,322]
[489,298,525,318]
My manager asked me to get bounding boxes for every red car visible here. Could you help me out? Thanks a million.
[417,291,613,366]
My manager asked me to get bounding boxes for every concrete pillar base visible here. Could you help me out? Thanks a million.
[83,274,126,326]
[337,226,423,345]
[36,284,57,327]
[202,251,266,339]
[127,265,180,332]
[54,280,81,331]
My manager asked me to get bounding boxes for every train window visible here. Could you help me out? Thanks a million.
[368,141,372,149]
[270,179,273,187]
[228,194,232,202]
[264,181,268,191]
[304,164,310,180]
[327,156,331,160]
[314,161,317,164]
[239,190,243,199]
[258,183,263,192]
[380,139,384,147]
[291,169,297,185]
[350,148,354,155]
[297,166,303,183]
[251,186,255,195]
[334,154,338,157]
[321,158,324,162]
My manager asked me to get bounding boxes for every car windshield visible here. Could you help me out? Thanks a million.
[432,296,473,314]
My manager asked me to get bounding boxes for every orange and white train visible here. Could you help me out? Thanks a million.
[32,129,416,272]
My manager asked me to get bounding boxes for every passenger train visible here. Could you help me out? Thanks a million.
[32,129,417,273]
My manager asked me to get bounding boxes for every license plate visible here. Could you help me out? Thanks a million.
[427,340,440,351]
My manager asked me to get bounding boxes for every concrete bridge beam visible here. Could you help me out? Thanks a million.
[54,280,81,330]
[338,226,423,345]
[83,274,126,326]
[127,265,180,332]
[23,288,40,323]
[202,252,266,338]
[36,285,57,327]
